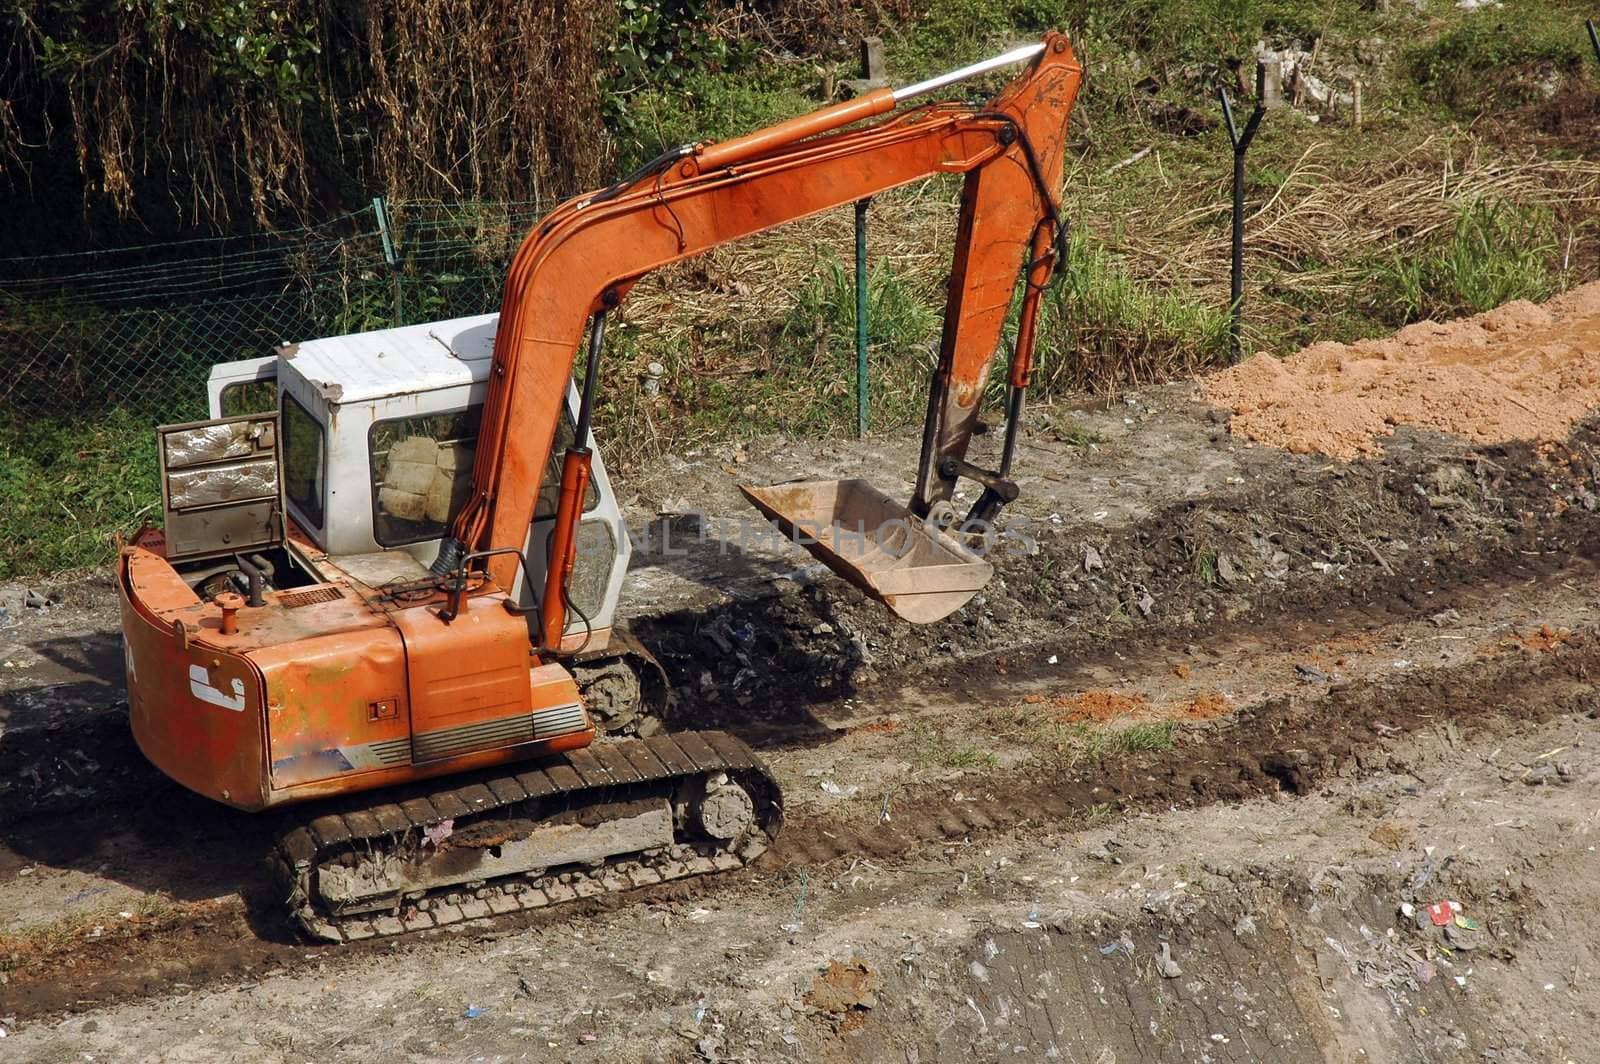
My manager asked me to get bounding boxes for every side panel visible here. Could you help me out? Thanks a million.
[120,551,270,810]
[252,628,412,789]
[392,597,559,763]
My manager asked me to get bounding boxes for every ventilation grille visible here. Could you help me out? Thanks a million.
[412,703,587,763]
[365,737,412,766]
[276,585,343,608]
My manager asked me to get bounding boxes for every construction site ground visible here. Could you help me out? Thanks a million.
[4,342,1600,1060]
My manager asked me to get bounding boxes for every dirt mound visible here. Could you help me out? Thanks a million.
[1204,283,1600,459]
[1052,690,1147,722]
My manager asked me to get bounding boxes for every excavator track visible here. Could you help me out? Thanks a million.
[270,731,781,943]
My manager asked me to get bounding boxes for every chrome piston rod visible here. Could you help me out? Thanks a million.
[893,42,1049,104]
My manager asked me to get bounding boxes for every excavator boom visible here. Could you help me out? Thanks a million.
[449,35,1083,630]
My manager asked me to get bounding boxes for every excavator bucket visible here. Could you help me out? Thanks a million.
[740,479,993,624]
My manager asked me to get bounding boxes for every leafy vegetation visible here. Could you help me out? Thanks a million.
[604,0,759,161]
[783,255,941,375]
[4,1,611,227]
[1038,718,1179,766]
[1035,232,1233,393]
[613,67,816,171]
[912,722,1003,769]
[1408,2,1591,112]
[1372,199,1559,322]
[0,411,160,578]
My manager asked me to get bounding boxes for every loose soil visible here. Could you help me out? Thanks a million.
[1,343,1598,1059]
[1204,282,1600,459]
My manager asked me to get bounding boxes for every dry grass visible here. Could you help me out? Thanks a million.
[589,123,1600,470]
[0,895,206,979]
[5,1,609,226]
[1138,140,1600,281]
[1103,137,1600,348]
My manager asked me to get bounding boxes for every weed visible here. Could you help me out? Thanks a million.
[613,67,816,172]
[1409,5,1589,112]
[1035,231,1233,394]
[1193,548,1219,587]
[0,895,192,976]
[1371,199,1558,323]
[1043,719,1177,763]
[1041,409,1104,448]
[892,0,1340,83]
[1076,801,1118,828]
[912,722,1002,769]
[1110,721,1177,753]
[782,252,941,369]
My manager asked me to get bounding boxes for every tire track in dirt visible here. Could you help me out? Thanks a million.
[4,614,1596,1022]
[765,626,1599,868]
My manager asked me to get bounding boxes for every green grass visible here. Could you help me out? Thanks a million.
[1046,719,1179,763]
[0,410,160,579]
[783,253,942,362]
[1370,199,1560,322]
[614,66,819,173]
[1408,1,1592,113]
[1035,231,1233,392]
[888,0,1348,81]
[1108,720,1178,753]
[912,722,1004,769]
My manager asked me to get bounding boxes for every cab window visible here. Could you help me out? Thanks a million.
[535,410,601,520]
[281,394,326,530]
[370,407,482,547]
[220,380,277,417]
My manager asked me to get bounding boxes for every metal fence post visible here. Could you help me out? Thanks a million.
[372,196,405,326]
[1588,19,1599,65]
[1217,82,1265,360]
[854,197,871,438]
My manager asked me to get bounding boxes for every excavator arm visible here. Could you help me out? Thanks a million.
[446,34,1083,643]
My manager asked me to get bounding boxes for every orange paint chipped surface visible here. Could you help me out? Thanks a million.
[1204,283,1600,460]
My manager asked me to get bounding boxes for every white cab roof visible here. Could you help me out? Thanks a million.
[282,313,499,404]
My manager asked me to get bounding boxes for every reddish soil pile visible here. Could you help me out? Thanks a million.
[1054,690,1147,722]
[1513,624,1576,654]
[1204,284,1600,459]
[1181,691,1231,720]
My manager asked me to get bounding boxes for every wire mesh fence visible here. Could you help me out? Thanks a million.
[0,198,545,424]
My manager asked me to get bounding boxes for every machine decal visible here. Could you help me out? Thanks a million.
[270,738,411,787]
[188,663,247,711]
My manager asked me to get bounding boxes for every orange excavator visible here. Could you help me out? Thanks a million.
[118,35,1082,940]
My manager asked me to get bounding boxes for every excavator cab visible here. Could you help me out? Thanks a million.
[196,313,994,629]
[190,315,633,649]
